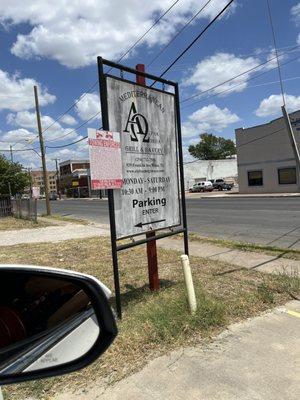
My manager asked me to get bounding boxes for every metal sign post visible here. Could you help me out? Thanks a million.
[97,57,189,319]
[135,63,159,292]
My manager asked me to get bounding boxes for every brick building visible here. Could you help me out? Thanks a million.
[31,170,57,195]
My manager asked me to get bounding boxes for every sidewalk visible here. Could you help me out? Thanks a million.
[159,237,300,275]
[0,222,298,276]
[56,300,300,400]
[186,191,300,199]
[0,223,109,246]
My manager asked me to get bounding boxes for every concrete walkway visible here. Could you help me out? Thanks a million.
[0,224,108,246]
[56,300,300,400]
[0,222,298,276]
[159,238,300,275]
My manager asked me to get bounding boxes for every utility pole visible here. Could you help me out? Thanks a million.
[281,106,300,190]
[52,158,61,199]
[10,145,13,162]
[34,85,51,215]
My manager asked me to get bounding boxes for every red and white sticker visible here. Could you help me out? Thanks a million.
[88,129,123,189]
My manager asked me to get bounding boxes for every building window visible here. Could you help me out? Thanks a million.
[248,170,263,186]
[278,167,296,185]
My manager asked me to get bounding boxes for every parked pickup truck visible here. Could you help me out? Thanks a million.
[210,179,234,191]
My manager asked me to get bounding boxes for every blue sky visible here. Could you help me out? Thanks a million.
[0,0,300,169]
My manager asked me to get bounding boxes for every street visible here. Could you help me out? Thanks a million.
[38,197,300,249]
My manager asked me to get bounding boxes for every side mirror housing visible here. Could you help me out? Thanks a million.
[0,265,117,385]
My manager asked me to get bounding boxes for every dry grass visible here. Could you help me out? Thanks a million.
[1,236,299,400]
[0,217,49,231]
[40,214,90,225]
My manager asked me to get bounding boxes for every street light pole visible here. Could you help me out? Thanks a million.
[10,145,13,163]
[34,85,51,215]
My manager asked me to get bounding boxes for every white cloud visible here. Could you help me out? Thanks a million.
[291,3,300,25]
[184,53,260,95]
[0,69,55,112]
[0,0,236,68]
[183,50,285,99]
[0,128,36,143]
[7,111,79,143]
[60,114,77,126]
[255,93,300,117]
[75,93,100,121]
[183,104,240,137]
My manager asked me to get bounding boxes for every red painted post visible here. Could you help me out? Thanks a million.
[135,63,159,291]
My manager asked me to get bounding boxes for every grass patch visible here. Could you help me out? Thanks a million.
[1,237,299,400]
[182,232,300,260]
[40,214,90,225]
[257,282,275,305]
[138,284,226,344]
[0,216,49,231]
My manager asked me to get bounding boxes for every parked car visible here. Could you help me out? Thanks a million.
[189,181,213,193]
[212,179,233,191]
[49,193,58,201]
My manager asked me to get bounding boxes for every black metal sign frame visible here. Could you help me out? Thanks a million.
[97,57,188,319]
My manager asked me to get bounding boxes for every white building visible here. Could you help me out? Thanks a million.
[184,158,238,189]
[235,110,300,194]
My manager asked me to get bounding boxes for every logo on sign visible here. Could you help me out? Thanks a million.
[96,131,114,139]
[124,102,149,143]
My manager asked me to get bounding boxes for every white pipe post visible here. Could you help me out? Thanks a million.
[181,254,197,314]
[0,387,4,400]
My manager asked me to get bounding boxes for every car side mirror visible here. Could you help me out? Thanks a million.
[0,265,117,385]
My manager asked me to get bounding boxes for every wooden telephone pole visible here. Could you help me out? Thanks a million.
[34,85,51,215]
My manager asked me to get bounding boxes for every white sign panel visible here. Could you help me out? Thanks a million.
[32,186,40,199]
[88,129,123,189]
[106,76,180,239]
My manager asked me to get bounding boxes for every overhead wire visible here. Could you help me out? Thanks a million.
[47,135,88,149]
[181,54,300,109]
[41,0,181,137]
[45,111,101,143]
[147,0,213,68]
[25,0,181,151]
[158,0,236,79]
[181,45,300,104]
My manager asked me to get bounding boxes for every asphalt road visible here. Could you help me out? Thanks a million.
[38,197,300,249]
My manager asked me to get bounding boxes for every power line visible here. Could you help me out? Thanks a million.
[43,1,235,150]
[108,0,181,74]
[147,0,213,69]
[40,0,181,136]
[44,111,101,143]
[181,54,300,109]
[158,0,236,79]
[41,81,99,136]
[181,45,300,104]
[46,135,88,149]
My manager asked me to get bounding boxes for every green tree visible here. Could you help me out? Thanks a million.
[0,155,31,196]
[188,133,236,160]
